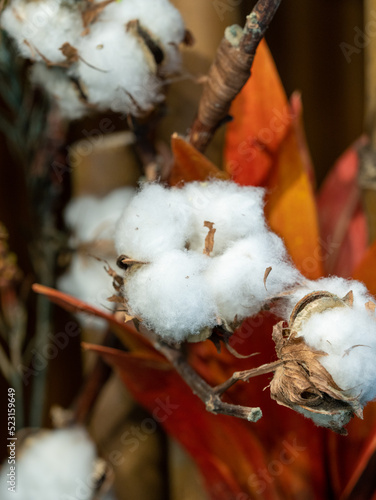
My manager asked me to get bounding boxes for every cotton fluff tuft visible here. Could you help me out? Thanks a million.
[115,181,302,340]
[74,22,163,115]
[0,427,96,500]
[1,0,186,119]
[183,181,267,255]
[115,183,193,261]
[1,0,82,63]
[206,233,302,323]
[293,286,376,405]
[124,249,217,341]
[30,64,87,120]
[57,187,135,328]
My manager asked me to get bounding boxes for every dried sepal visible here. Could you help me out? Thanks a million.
[270,291,362,434]
[263,266,272,291]
[365,300,376,314]
[203,221,216,256]
[59,42,79,65]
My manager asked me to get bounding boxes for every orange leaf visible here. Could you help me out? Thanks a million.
[264,112,323,280]
[225,39,290,186]
[169,134,229,186]
[317,138,368,278]
[352,240,376,297]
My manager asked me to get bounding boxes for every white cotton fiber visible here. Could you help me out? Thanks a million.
[278,276,372,321]
[115,183,193,261]
[115,181,305,340]
[1,0,82,63]
[57,187,135,328]
[294,289,376,405]
[30,63,88,120]
[65,187,135,244]
[0,427,96,500]
[57,254,115,329]
[205,232,303,323]
[124,250,217,341]
[100,0,186,74]
[75,22,162,116]
[183,181,266,255]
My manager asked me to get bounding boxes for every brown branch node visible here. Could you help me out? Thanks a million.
[188,0,282,152]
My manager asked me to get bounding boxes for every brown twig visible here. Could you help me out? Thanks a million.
[189,0,282,152]
[153,337,281,422]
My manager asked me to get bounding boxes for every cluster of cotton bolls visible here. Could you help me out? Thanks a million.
[1,0,186,119]
[115,181,303,342]
[57,187,135,328]
[0,426,113,500]
[278,276,376,408]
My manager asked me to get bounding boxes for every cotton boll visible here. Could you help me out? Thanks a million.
[206,232,302,324]
[124,250,217,341]
[1,0,82,63]
[115,184,193,261]
[183,181,266,255]
[75,22,163,116]
[30,63,88,120]
[298,306,376,404]
[0,427,96,500]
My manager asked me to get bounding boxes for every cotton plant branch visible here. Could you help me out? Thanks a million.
[188,0,282,152]
[153,334,280,422]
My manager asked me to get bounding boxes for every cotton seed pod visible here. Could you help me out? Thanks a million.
[270,291,363,435]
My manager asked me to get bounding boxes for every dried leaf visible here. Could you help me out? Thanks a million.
[59,42,79,65]
[169,134,229,186]
[365,301,376,313]
[342,290,354,307]
[107,295,124,304]
[81,0,114,29]
[203,221,215,256]
[263,266,272,290]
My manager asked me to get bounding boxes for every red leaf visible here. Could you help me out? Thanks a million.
[83,342,282,500]
[317,138,368,277]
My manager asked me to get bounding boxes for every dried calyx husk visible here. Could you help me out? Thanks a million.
[270,290,363,435]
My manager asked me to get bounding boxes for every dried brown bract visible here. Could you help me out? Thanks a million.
[270,291,363,435]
